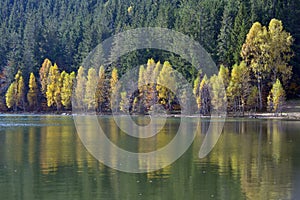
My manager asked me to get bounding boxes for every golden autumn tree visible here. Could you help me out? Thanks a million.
[110,67,119,112]
[267,79,285,113]
[74,66,86,111]
[95,65,107,113]
[46,64,61,110]
[85,68,98,110]
[156,61,176,111]
[61,71,75,109]
[227,62,251,114]
[5,70,25,111]
[241,19,293,110]
[39,58,52,95]
[27,73,39,110]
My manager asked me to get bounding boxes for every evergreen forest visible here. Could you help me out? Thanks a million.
[0,0,299,114]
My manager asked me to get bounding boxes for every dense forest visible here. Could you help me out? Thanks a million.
[0,0,299,114]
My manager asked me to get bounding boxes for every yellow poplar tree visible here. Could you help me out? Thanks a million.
[85,68,98,110]
[95,65,107,112]
[156,61,176,111]
[5,70,25,111]
[267,79,285,113]
[5,82,16,110]
[46,64,61,110]
[61,71,75,109]
[39,58,52,95]
[110,67,119,112]
[27,73,38,110]
[74,66,87,110]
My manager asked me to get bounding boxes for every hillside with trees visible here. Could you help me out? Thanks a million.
[0,0,299,114]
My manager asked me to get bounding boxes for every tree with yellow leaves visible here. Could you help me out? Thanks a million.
[27,73,38,110]
[156,61,176,111]
[61,71,75,109]
[267,79,285,113]
[241,19,293,110]
[39,58,52,95]
[85,68,97,111]
[5,70,25,111]
[74,66,87,111]
[46,64,61,110]
[110,67,119,112]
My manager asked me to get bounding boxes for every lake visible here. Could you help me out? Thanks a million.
[0,115,300,200]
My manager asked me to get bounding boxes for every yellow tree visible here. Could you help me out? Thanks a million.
[227,62,251,114]
[17,75,25,111]
[27,73,38,110]
[5,70,25,111]
[110,67,119,112]
[241,19,293,110]
[46,64,61,110]
[120,91,129,113]
[95,66,107,113]
[157,61,176,111]
[74,66,86,110]
[210,73,226,114]
[267,79,285,113]
[39,58,52,95]
[5,82,16,110]
[61,71,75,109]
[85,68,98,110]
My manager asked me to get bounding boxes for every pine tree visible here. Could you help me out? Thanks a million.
[27,73,38,111]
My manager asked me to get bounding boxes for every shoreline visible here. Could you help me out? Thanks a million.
[1,111,300,120]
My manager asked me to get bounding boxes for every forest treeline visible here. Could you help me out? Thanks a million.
[4,18,293,115]
[0,0,299,113]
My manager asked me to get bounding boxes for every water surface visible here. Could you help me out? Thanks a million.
[0,115,299,200]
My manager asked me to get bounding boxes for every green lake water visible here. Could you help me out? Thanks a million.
[0,115,300,200]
